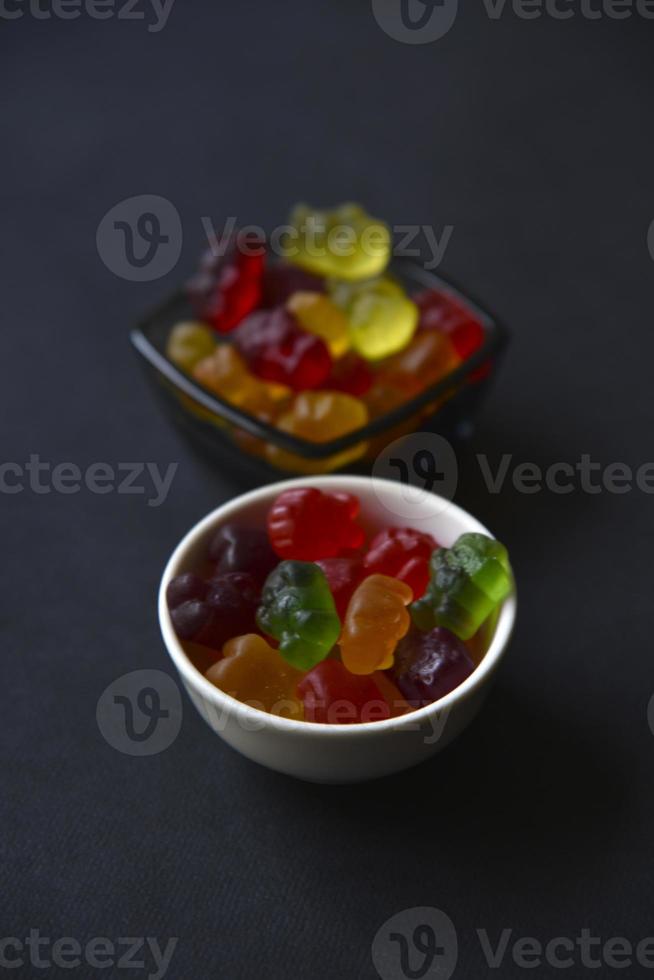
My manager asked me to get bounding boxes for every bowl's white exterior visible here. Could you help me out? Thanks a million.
[159,476,516,783]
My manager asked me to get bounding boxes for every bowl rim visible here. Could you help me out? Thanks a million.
[132,262,510,460]
[158,475,517,738]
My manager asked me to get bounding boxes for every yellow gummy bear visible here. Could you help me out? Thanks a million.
[284,202,391,282]
[286,291,350,358]
[329,277,419,360]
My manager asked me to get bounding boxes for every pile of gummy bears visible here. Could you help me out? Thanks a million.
[165,203,486,473]
[166,487,512,724]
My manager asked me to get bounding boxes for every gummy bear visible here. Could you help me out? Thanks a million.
[193,345,291,419]
[330,277,418,360]
[257,560,340,670]
[267,487,364,561]
[286,292,350,358]
[167,571,259,650]
[166,321,216,371]
[340,574,413,675]
[315,557,364,619]
[266,391,369,474]
[411,533,512,640]
[187,233,265,333]
[415,289,485,360]
[206,634,304,719]
[261,262,325,307]
[322,351,373,397]
[378,330,461,391]
[392,626,475,706]
[284,202,391,281]
[297,660,391,724]
[208,523,278,586]
[363,528,439,600]
[234,308,332,390]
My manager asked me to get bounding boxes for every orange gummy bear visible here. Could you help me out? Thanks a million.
[206,634,304,719]
[340,574,413,675]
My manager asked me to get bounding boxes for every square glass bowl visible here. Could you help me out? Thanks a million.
[131,263,509,477]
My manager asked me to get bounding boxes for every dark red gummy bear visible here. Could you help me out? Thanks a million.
[208,524,278,586]
[363,527,439,600]
[392,627,474,707]
[315,557,364,619]
[415,289,484,361]
[167,571,259,650]
[187,233,265,334]
[322,351,372,397]
[234,307,332,390]
[261,262,325,307]
[298,660,391,725]
[268,487,364,561]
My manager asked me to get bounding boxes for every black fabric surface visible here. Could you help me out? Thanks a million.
[3,3,654,979]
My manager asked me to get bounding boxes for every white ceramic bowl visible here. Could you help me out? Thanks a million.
[158,475,516,783]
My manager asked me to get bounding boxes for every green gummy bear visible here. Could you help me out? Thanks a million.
[256,560,341,671]
[283,202,391,282]
[411,533,512,641]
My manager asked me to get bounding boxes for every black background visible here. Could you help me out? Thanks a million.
[2,2,654,978]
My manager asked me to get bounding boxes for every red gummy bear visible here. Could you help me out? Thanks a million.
[322,351,372,397]
[267,487,364,561]
[261,262,325,307]
[363,527,439,600]
[415,289,484,360]
[234,308,332,390]
[297,660,391,725]
[187,233,265,334]
[315,557,364,619]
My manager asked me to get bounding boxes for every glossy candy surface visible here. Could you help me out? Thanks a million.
[267,487,364,561]
[379,331,461,391]
[208,523,278,586]
[257,560,340,670]
[297,660,390,724]
[323,351,373,397]
[411,532,512,640]
[416,289,485,360]
[315,557,364,619]
[266,391,369,473]
[286,292,350,358]
[206,634,303,718]
[193,345,290,419]
[285,202,391,281]
[340,574,413,675]
[363,527,438,599]
[262,262,325,307]
[166,321,216,371]
[393,627,475,706]
[167,571,259,650]
[330,277,419,360]
[187,235,264,333]
[234,308,332,390]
